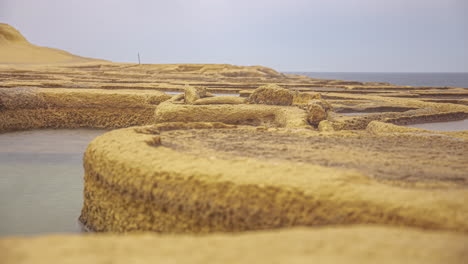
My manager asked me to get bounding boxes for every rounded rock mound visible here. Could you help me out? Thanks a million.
[79,124,468,233]
[0,24,105,64]
[248,84,294,106]
[0,23,28,44]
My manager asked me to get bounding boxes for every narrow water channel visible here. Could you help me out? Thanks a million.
[340,112,375,116]
[404,119,468,132]
[0,129,109,236]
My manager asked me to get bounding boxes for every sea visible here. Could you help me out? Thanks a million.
[287,72,468,88]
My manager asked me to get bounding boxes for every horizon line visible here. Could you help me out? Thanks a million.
[281,71,468,74]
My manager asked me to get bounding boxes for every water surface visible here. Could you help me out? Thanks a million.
[404,119,468,132]
[340,112,375,116]
[0,129,108,236]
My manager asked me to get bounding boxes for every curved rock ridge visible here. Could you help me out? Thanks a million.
[154,84,327,128]
[79,125,468,233]
[154,102,310,128]
[0,24,105,64]
[0,23,28,44]
[0,88,171,132]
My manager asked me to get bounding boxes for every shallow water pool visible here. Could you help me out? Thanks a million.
[340,112,375,116]
[0,129,109,236]
[404,119,468,132]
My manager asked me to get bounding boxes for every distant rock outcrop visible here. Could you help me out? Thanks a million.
[0,23,105,64]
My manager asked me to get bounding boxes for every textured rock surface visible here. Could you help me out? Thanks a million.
[318,120,334,132]
[160,128,468,185]
[0,88,171,132]
[193,96,246,105]
[183,85,206,104]
[2,227,468,264]
[79,126,468,233]
[292,91,321,105]
[248,84,294,106]
[306,101,327,126]
[155,101,309,128]
[1,23,468,264]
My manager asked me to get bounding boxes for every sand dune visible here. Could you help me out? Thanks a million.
[0,24,104,64]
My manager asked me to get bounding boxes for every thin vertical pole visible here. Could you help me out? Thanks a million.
[138,52,141,64]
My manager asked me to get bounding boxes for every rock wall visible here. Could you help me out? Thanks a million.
[79,126,468,233]
[0,88,171,132]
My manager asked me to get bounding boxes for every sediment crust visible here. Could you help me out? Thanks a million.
[79,126,468,233]
[2,226,467,264]
[155,101,310,128]
[0,88,171,132]
[0,108,155,132]
[158,127,468,185]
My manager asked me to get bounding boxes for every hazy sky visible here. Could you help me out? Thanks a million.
[1,0,467,72]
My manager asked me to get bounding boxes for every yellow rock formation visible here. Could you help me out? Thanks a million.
[1,23,467,264]
[0,88,170,132]
[79,125,468,233]
[1,227,467,264]
[0,23,104,64]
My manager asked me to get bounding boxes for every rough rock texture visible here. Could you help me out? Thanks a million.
[193,96,246,105]
[79,127,468,233]
[248,84,294,106]
[0,87,47,109]
[1,23,468,263]
[2,227,468,264]
[292,91,321,105]
[154,101,309,128]
[134,122,237,135]
[160,128,468,186]
[0,88,171,132]
[184,85,207,104]
[318,120,334,132]
[306,101,327,126]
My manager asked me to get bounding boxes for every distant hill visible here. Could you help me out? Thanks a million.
[0,24,106,64]
[0,24,285,78]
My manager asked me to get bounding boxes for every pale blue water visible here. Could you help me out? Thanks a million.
[288,72,468,88]
[0,129,108,236]
[405,119,468,132]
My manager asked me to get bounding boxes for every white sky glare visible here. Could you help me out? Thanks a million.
[1,0,467,72]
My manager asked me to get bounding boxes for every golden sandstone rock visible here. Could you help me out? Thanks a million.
[79,126,468,234]
[183,85,207,104]
[0,88,170,132]
[1,23,468,264]
[247,84,294,106]
[292,91,321,105]
[2,227,468,264]
[0,23,104,64]
[306,101,327,126]
[318,120,334,132]
[154,102,309,127]
[193,96,246,105]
